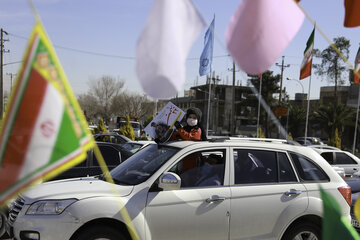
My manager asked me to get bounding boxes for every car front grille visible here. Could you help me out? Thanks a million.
[8,196,25,226]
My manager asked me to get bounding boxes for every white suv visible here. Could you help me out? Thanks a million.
[6,139,351,240]
[311,147,360,177]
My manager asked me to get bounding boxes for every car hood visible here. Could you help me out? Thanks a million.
[21,177,134,203]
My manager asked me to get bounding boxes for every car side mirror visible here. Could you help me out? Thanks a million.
[158,172,181,191]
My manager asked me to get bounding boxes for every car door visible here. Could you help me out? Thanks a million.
[229,148,307,240]
[334,151,360,176]
[145,148,231,240]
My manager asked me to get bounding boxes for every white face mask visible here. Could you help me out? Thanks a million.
[187,118,198,127]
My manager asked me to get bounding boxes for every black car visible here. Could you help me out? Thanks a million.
[93,133,131,144]
[49,142,133,181]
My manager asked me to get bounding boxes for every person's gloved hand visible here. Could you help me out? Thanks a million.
[174,121,183,129]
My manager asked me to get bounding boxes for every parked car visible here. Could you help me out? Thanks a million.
[93,132,131,144]
[344,177,360,231]
[295,137,324,145]
[309,145,340,150]
[294,139,312,146]
[6,139,351,240]
[312,148,360,177]
[121,140,155,154]
[0,141,133,239]
[49,141,133,181]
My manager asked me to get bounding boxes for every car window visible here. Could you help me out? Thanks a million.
[278,152,297,182]
[234,149,277,184]
[122,142,143,153]
[290,153,329,181]
[321,152,334,164]
[169,150,225,188]
[335,152,357,165]
[110,144,179,185]
[93,146,121,166]
[116,136,128,144]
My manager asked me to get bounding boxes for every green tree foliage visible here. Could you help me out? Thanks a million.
[313,104,355,147]
[329,128,341,149]
[120,115,135,140]
[287,105,306,138]
[313,37,350,108]
[93,117,108,134]
[144,115,154,129]
[250,71,280,137]
[256,127,265,138]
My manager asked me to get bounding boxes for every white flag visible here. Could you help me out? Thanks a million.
[136,0,205,99]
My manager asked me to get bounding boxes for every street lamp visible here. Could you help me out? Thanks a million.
[286,77,304,94]
[286,77,305,101]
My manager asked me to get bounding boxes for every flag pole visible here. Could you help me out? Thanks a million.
[206,73,212,137]
[304,74,312,142]
[352,85,360,154]
[256,74,262,137]
[352,44,360,154]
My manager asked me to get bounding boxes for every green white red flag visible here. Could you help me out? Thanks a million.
[300,28,315,80]
[0,22,95,205]
[354,46,360,84]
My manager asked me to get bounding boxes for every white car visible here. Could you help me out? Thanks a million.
[311,147,360,177]
[6,139,351,240]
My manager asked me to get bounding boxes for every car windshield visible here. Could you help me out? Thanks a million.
[122,142,143,153]
[110,144,179,185]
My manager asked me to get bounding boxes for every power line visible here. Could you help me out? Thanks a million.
[8,32,231,61]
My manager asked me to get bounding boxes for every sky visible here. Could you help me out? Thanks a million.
[1,0,360,101]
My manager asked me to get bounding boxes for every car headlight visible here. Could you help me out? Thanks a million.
[26,199,77,215]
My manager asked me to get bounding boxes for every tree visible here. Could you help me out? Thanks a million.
[88,75,124,122]
[250,71,280,137]
[287,105,306,138]
[313,37,351,140]
[119,115,135,140]
[111,92,154,122]
[77,93,98,123]
[313,37,350,107]
[93,117,108,134]
[313,104,355,147]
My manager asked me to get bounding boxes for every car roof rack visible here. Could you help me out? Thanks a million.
[207,137,300,145]
[208,137,231,142]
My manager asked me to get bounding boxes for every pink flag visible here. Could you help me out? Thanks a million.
[226,0,304,75]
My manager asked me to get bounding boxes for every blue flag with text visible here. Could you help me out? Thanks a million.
[199,17,215,76]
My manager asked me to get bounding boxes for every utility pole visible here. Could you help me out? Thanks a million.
[0,29,9,120]
[275,56,290,104]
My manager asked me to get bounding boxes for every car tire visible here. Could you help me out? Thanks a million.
[74,225,128,240]
[282,222,321,240]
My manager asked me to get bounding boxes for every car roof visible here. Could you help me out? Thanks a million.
[160,138,310,153]
[311,148,343,153]
[308,145,339,150]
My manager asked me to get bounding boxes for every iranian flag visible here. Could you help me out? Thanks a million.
[0,22,95,205]
[354,46,360,84]
[300,28,315,80]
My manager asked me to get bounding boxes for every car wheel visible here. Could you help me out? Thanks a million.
[74,225,127,240]
[282,222,321,240]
